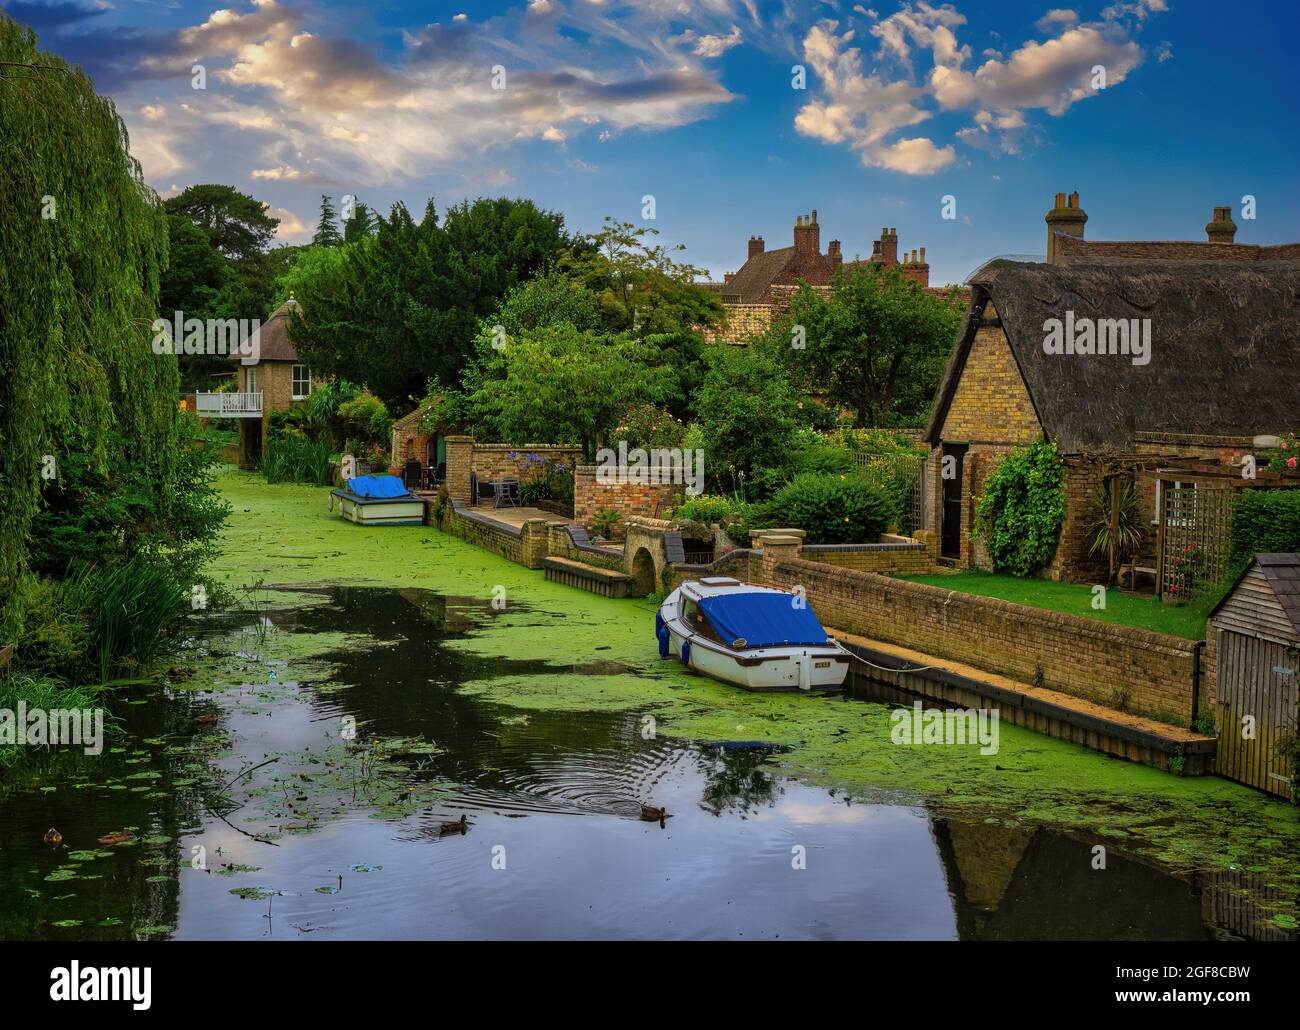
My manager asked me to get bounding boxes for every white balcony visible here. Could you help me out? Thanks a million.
[196,391,263,418]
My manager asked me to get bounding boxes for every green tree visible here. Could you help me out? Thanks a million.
[0,18,227,631]
[313,194,343,246]
[462,324,675,457]
[693,347,798,496]
[343,198,378,243]
[764,264,963,427]
[289,197,568,405]
[164,183,279,260]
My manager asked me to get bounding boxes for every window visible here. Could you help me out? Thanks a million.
[246,367,257,394]
[292,365,311,400]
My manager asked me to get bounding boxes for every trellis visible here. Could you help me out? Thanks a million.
[1158,483,1235,601]
[856,453,929,536]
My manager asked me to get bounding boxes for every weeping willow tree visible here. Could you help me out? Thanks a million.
[0,16,179,627]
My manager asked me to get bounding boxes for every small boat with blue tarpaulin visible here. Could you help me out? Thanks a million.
[656,578,850,692]
[329,474,425,526]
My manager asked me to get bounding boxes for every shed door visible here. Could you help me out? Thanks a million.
[1216,629,1297,798]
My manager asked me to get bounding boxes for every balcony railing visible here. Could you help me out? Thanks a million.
[195,391,263,418]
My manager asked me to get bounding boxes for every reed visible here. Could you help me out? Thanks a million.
[262,435,332,485]
[63,558,189,682]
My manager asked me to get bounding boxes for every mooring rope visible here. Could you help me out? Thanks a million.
[832,640,942,674]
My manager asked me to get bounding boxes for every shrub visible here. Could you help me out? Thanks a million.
[665,494,737,525]
[338,392,392,446]
[590,507,622,539]
[1229,490,1300,569]
[518,454,574,506]
[974,440,1066,577]
[769,473,892,544]
[615,403,687,450]
[263,435,332,485]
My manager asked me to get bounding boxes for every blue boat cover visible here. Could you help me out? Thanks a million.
[347,474,410,499]
[698,591,828,648]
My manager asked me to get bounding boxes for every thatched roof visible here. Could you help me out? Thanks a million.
[227,297,302,364]
[926,260,1300,453]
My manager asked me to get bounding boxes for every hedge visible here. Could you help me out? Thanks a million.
[1229,490,1300,570]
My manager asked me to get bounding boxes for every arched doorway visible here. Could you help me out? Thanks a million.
[630,548,657,597]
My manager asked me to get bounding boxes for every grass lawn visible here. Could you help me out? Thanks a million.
[901,570,1219,640]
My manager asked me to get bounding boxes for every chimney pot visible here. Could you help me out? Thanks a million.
[919,247,926,264]
[1206,204,1237,244]
[1046,190,1087,262]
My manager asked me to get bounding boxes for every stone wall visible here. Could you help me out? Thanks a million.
[760,549,1200,724]
[436,500,550,569]
[574,466,683,535]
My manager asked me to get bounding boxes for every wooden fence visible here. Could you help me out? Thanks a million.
[855,453,928,536]
[1158,484,1235,601]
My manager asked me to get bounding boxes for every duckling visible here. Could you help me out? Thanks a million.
[43,828,62,847]
[439,814,468,835]
[640,804,667,828]
[193,713,218,727]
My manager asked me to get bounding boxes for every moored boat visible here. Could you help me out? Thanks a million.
[656,578,850,692]
[329,474,425,526]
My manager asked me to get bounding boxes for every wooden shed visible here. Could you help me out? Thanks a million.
[1208,554,1300,799]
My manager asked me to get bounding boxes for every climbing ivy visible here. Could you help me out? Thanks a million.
[0,17,177,621]
[973,440,1067,577]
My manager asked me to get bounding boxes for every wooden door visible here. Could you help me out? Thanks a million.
[1216,629,1297,798]
[940,444,967,559]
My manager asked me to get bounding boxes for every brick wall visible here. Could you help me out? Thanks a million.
[574,466,683,535]
[436,501,550,569]
[442,438,581,506]
[801,542,935,575]
[763,554,1199,723]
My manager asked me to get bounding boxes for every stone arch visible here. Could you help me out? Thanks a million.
[629,547,657,597]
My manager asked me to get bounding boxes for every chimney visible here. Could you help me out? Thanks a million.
[748,235,765,259]
[828,239,842,269]
[878,227,898,267]
[723,272,734,283]
[793,210,820,255]
[1045,190,1087,262]
[1206,205,1237,244]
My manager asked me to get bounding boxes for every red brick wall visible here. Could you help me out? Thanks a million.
[574,466,683,534]
[763,555,1199,724]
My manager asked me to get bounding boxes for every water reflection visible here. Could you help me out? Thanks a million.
[0,584,1289,941]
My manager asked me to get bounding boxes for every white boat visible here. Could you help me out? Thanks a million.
[329,474,425,526]
[656,578,851,692]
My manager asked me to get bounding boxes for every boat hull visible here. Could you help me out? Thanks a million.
[331,490,425,526]
[658,587,849,692]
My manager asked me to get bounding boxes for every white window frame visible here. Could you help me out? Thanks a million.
[291,365,311,400]
[246,366,258,394]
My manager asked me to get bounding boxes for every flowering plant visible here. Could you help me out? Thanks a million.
[1262,431,1300,475]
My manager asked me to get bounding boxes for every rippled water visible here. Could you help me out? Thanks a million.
[0,586,1282,941]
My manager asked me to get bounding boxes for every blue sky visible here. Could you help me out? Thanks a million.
[7,0,1297,285]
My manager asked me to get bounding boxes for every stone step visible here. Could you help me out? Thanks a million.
[542,556,633,599]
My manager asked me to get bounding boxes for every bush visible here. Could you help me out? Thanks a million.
[769,473,892,544]
[1230,490,1300,569]
[338,392,392,447]
[590,507,622,539]
[665,494,737,525]
[974,440,1066,577]
[63,559,189,682]
[263,435,332,485]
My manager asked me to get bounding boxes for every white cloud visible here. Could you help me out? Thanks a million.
[693,25,743,57]
[1035,9,1078,33]
[794,2,1158,174]
[267,205,309,241]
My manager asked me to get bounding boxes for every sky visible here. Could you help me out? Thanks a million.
[6,0,1298,286]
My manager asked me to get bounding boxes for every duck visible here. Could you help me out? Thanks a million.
[439,814,468,835]
[43,828,62,847]
[193,713,218,726]
[97,831,134,847]
[640,804,668,828]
